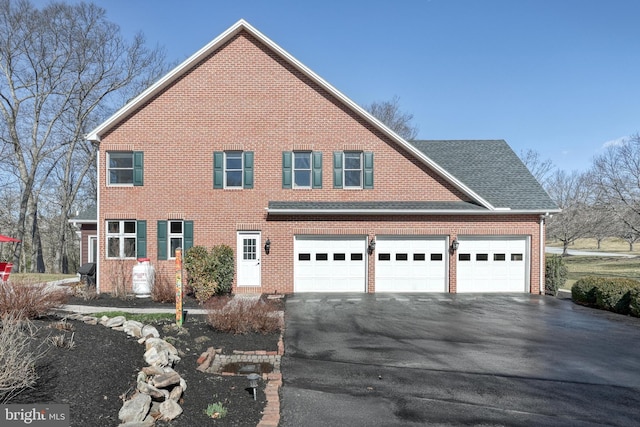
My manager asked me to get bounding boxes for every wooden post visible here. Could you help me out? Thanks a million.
[175,247,183,327]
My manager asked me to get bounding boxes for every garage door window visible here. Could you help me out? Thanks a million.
[413,253,426,261]
[379,253,391,261]
[476,254,489,261]
[351,253,363,261]
[316,253,328,261]
[333,253,346,261]
[494,253,506,261]
[396,253,408,261]
[430,253,443,261]
[459,253,471,261]
[511,253,523,261]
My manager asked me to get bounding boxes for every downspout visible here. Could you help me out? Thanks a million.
[96,148,101,294]
[539,213,548,295]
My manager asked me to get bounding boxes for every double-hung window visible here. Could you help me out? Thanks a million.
[333,151,373,189]
[282,151,322,189]
[157,220,193,260]
[107,151,143,186]
[168,220,183,259]
[106,220,137,258]
[213,151,254,189]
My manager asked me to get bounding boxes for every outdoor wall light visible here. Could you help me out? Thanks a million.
[451,239,459,252]
[247,373,261,400]
[368,238,376,255]
[264,238,271,255]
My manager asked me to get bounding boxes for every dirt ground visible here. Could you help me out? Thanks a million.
[13,294,280,427]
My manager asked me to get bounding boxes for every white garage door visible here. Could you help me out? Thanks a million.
[456,236,528,293]
[376,236,447,292]
[294,236,367,292]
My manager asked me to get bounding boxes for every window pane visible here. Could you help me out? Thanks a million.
[123,221,136,234]
[316,253,328,261]
[333,253,346,261]
[494,253,506,261]
[110,170,133,184]
[351,253,363,261]
[107,222,120,233]
[299,253,311,261]
[170,221,183,234]
[476,254,489,261]
[511,253,523,261]
[107,237,120,257]
[243,238,256,260]
[170,238,182,257]
[459,253,471,261]
[123,238,136,257]
[294,170,311,187]
[226,170,243,187]
[430,253,443,261]
[109,152,133,168]
[294,152,311,169]
[226,152,242,169]
[344,170,361,187]
[414,253,426,261]
[344,152,361,169]
[396,253,408,261]
[378,253,391,261]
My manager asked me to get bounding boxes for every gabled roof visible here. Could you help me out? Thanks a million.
[409,140,559,212]
[85,19,497,210]
[68,206,97,224]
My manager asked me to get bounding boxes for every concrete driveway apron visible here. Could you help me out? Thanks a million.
[280,294,640,427]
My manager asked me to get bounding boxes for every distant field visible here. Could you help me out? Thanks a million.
[547,237,638,254]
[557,255,640,290]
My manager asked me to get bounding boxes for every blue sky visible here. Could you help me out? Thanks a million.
[35,0,640,172]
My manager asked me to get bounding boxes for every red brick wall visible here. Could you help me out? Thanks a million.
[97,31,544,295]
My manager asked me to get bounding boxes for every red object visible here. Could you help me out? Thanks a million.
[0,262,14,282]
[0,235,20,243]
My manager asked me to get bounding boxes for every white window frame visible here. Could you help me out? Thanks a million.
[168,220,184,259]
[225,151,243,188]
[293,151,312,188]
[343,151,363,189]
[106,220,137,259]
[107,152,134,186]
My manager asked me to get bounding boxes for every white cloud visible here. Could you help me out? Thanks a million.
[602,136,629,149]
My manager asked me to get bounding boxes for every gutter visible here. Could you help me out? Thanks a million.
[265,208,561,216]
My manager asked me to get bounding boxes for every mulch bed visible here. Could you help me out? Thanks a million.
[12,293,281,427]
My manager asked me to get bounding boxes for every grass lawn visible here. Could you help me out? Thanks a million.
[560,255,640,290]
[9,273,78,283]
[547,237,639,254]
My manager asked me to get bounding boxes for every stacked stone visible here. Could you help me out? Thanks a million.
[68,314,187,426]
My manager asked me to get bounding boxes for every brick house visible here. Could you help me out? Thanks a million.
[86,20,558,295]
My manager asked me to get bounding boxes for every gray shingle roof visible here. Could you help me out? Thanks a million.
[69,206,97,222]
[409,140,558,211]
[268,201,485,212]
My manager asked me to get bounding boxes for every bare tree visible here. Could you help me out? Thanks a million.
[591,134,640,238]
[365,95,419,140]
[546,170,593,255]
[0,0,166,272]
[519,149,555,188]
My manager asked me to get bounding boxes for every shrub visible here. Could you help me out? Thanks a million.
[630,288,640,317]
[545,255,568,296]
[571,277,600,305]
[594,279,639,314]
[206,296,281,334]
[151,265,175,303]
[0,314,45,402]
[204,402,228,419]
[185,245,234,303]
[0,280,68,319]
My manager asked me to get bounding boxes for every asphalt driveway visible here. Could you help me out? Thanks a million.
[280,294,640,426]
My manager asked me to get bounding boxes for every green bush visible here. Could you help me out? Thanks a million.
[545,255,568,296]
[630,288,640,317]
[572,276,640,316]
[184,245,234,303]
[594,279,639,314]
[571,277,600,305]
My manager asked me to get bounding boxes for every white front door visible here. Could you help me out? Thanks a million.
[237,231,261,287]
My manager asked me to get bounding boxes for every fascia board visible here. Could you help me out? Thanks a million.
[85,19,493,210]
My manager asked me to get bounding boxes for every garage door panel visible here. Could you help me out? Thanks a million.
[376,237,447,292]
[457,237,528,293]
[295,236,366,292]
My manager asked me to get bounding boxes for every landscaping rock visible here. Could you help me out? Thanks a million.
[151,371,181,388]
[123,320,144,338]
[105,316,127,328]
[143,346,169,367]
[169,385,183,402]
[117,416,155,427]
[118,393,151,423]
[158,399,183,421]
[137,381,168,400]
[82,316,98,325]
[141,324,160,338]
[141,366,164,376]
